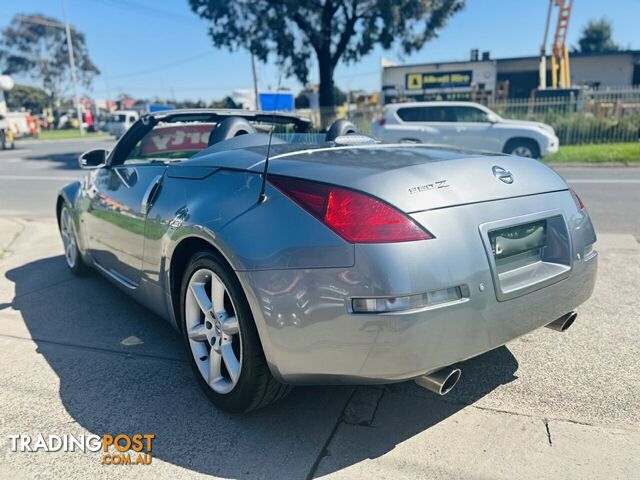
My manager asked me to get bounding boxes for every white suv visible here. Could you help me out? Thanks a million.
[371,101,559,158]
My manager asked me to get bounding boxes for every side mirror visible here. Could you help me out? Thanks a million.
[487,113,499,124]
[79,149,107,169]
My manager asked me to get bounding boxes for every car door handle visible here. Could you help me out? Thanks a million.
[141,174,163,215]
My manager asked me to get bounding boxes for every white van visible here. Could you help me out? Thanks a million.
[105,110,139,138]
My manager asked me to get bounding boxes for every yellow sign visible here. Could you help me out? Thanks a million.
[405,70,473,90]
[406,73,423,90]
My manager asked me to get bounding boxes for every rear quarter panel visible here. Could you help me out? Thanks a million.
[141,167,354,321]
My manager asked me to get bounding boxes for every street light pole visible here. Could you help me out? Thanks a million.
[61,0,83,136]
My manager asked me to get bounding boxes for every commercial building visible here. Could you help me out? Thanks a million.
[381,50,640,104]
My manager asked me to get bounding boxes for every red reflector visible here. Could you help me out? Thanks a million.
[378,118,386,126]
[269,176,432,243]
[569,187,585,210]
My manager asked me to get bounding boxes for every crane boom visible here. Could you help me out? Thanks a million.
[539,0,574,90]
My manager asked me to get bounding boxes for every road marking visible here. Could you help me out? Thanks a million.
[0,175,79,181]
[565,179,640,184]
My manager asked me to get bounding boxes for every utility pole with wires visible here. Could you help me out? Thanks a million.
[251,53,260,111]
[15,12,85,134]
[61,0,83,136]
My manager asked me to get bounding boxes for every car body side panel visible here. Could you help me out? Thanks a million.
[83,164,167,286]
[236,190,597,384]
[139,169,355,332]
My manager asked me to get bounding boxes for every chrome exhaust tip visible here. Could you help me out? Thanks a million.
[414,367,462,396]
[546,311,577,332]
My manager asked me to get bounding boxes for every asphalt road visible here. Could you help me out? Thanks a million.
[0,138,114,218]
[0,139,639,479]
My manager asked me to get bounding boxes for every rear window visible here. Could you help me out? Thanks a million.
[396,106,453,122]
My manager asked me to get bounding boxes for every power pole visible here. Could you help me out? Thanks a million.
[61,0,83,136]
[251,53,260,110]
[539,0,554,90]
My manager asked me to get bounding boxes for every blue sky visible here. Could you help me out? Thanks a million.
[4,0,639,101]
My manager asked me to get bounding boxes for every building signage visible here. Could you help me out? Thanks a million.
[405,70,473,90]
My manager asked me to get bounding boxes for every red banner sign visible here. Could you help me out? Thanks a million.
[139,123,215,155]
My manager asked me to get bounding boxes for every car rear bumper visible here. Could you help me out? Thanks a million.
[237,190,597,384]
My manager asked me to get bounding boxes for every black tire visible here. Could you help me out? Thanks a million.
[179,250,291,413]
[0,130,6,150]
[58,204,90,275]
[504,138,540,159]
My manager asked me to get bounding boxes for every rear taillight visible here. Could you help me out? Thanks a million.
[377,118,386,126]
[269,176,433,243]
[569,187,585,210]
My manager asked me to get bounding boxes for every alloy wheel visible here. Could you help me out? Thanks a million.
[60,208,78,268]
[185,268,242,394]
[512,146,533,157]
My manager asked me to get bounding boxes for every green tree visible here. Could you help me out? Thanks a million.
[211,96,240,109]
[4,83,48,112]
[189,0,464,123]
[0,14,99,110]
[295,90,311,109]
[576,18,620,53]
[295,85,347,108]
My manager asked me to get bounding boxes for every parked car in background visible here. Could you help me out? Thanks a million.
[104,110,139,138]
[371,101,559,158]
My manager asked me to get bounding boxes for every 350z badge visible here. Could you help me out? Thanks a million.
[408,180,450,194]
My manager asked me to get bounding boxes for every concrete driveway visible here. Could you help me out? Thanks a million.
[1,216,639,479]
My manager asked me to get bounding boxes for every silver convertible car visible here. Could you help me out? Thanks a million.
[57,109,597,412]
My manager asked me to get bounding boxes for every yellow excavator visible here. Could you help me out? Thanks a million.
[539,0,574,89]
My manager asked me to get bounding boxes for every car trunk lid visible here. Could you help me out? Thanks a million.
[263,145,568,213]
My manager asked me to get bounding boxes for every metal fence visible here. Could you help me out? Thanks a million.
[296,87,640,146]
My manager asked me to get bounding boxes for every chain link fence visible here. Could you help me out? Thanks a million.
[296,87,640,146]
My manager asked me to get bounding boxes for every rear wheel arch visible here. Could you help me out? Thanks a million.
[168,236,239,333]
[172,238,290,411]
